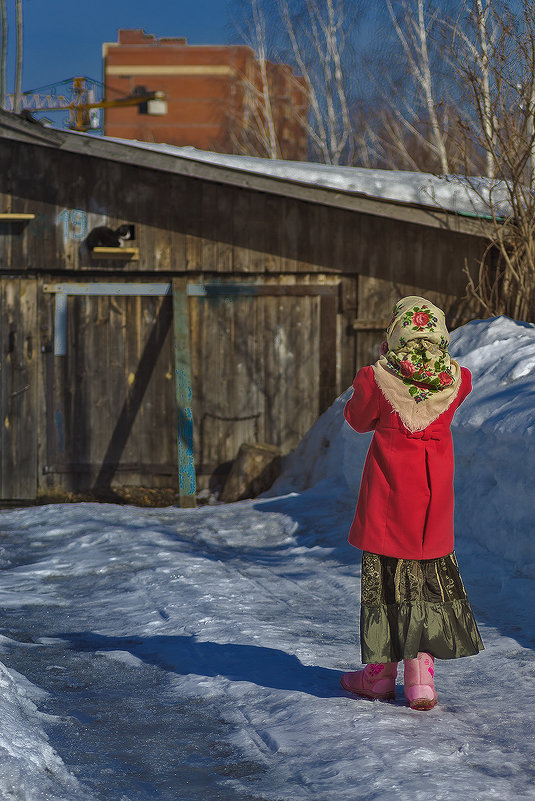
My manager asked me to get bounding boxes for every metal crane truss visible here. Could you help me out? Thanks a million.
[5,78,166,131]
[5,93,74,111]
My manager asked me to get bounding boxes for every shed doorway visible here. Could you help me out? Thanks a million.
[41,290,178,499]
[39,281,339,502]
[188,283,339,490]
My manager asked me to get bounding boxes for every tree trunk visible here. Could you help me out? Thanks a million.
[416,0,449,173]
[0,0,6,110]
[475,0,495,178]
[14,0,23,114]
[385,0,451,174]
[252,0,280,159]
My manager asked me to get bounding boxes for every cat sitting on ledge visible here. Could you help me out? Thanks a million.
[86,224,134,250]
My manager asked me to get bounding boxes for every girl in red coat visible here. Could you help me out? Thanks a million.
[341,296,483,710]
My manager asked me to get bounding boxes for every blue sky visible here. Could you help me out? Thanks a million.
[4,0,234,93]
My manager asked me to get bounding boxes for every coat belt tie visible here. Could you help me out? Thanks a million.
[405,430,440,441]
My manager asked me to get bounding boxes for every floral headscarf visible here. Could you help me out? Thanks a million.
[383,297,457,403]
[372,296,462,432]
[386,296,449,351]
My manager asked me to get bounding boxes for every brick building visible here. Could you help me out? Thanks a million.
[103,29,309,159]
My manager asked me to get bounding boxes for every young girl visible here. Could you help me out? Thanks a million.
[342,296,483,711]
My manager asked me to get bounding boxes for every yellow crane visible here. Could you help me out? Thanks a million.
[10,77,167,132]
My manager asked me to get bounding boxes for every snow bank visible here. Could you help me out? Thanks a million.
[273,316,535,568]
[85,131,510,217]
[0,651,89,800]
[451,317,535,568]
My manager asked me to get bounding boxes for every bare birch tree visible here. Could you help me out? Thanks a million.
[377,0,455,173]
[14,0,23,114]
[230,0,360,164]
[228,0,300,159]
[229,0,311,160]
[474,0,496,178]
[449,0,535,320]
[240,0,281,159]
[447,0,497,177]
[279,0,355,164]
[0,0,6,110]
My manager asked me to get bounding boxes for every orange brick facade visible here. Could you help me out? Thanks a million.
[103,29,309,159]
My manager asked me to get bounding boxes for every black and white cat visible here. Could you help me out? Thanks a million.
[86,224,134,250]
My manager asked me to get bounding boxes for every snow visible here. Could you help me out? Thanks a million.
[0,315,534,799]
[81,130,511,218]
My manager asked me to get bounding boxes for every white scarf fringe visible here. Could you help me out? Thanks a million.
[372,358,462,433]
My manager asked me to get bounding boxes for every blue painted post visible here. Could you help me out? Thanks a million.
[54,292,67,356]
[172,279,197,507]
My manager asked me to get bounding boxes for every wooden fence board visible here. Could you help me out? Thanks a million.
[232,187,252,273]
[141,296,176,487]
[1,280,38,499]
[216,182,233,273]
[184,177,203,272]
[201,183,218,274]
[108,294,128,483]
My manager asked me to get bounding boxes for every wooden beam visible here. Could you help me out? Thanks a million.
[91,246,139,260]
[351,318,388,331]
[0,213,35,220]
[43,282,173,355]
[172,278,197,507]
[43,462,176,475]
[319,295,338,414]
[187,282,339,297]
[43,282,171,296]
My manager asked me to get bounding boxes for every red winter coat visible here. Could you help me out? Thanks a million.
[344,365,472,560]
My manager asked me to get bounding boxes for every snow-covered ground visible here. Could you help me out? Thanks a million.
[0,316,534,800]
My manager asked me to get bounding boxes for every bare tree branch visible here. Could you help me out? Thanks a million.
[385,0,450,173]
[231,0,357,164]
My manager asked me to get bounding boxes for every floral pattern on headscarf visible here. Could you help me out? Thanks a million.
[386,340,456,402]
[383,297,457,404]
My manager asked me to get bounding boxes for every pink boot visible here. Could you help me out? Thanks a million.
[341,663,398,700]
[404,652,438,711]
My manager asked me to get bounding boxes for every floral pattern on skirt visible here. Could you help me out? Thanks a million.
[360,551,484,663]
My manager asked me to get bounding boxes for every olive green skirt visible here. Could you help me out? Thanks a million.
[360,551,484,663]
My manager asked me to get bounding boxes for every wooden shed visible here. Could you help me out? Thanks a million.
[0,111,488,504]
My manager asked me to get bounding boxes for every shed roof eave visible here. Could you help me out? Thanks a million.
[0,112,493,238]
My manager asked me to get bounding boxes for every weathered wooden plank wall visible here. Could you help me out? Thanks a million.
[0,143,486,288]
[39,292,177,496]
[0,279,38,499]
[0,137,489,500]
[32,282,335,496]
[189,286,327,487]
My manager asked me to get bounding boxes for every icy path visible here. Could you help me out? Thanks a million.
[0,491,534,801]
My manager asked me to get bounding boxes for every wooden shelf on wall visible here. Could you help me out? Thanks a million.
[91,247,139,261]
[0,213,35,221]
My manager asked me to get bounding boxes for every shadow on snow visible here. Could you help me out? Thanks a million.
[57,632,345,699]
